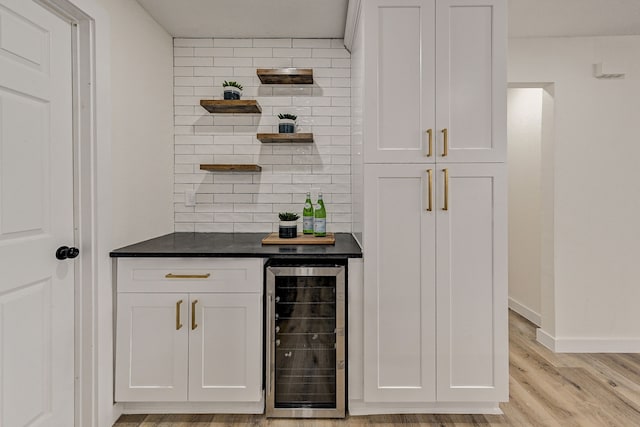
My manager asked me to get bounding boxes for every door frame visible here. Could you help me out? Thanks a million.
[33,0,113,426]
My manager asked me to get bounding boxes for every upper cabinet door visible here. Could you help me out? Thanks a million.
[363,0,436,164]
[435,0,506,163]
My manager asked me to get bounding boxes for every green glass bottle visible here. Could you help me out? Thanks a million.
[303,192,314,234]
[313,192,327,237]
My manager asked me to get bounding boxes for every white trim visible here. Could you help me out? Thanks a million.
[122,399,264,414]
[343,0,362,52]
[536,329,640,353]
[347,401,502,416]
[536,328,556,352]
[34,1,112,426]
[508,298,541,326]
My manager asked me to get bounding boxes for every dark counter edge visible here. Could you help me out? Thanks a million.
[109,232,362,259]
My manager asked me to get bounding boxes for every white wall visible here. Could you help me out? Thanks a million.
[507,88,543,325]
[173,38,351,233]
[97,0,174,248]
[510,36,640,351]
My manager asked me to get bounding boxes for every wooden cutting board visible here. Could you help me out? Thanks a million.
[261,232,336,245]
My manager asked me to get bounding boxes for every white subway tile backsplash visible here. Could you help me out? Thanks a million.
[292,58,332,68]
[175,57,213,67]
[312,48,350,58]
[293,39,331,48]
[174,37,352,232]
[234,47,273,57]
[215,212,253,223]
[234,222,272,233]
[174,47,194,57]
[175,38,214,48]
[174,67,194,76]
[273,48,311,58]
[253,38,292,48]
[214,57,253,67]
[252,57,293,68]
[214,39,252,48]
[194,47,234,57]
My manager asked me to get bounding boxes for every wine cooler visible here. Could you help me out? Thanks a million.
[265,264,345,418]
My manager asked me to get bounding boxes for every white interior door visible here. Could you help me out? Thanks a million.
[0,0,74,425]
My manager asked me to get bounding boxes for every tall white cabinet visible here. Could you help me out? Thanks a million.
[349,0,507,412]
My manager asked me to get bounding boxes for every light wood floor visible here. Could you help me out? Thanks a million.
[114,311,640,426]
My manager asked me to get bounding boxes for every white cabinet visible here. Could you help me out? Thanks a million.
[114,258,264,405]
[188,293,262,402]
[352,0,507,410]
[361,163,507,403]
[115,293,189,402]
[435,163,507,401]
[362,0,506,164]
[363,164,436,402]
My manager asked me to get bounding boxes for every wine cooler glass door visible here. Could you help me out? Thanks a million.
[266,266,345,418]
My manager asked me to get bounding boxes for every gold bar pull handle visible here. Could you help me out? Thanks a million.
[442,128,448,157]
[165,273,211,279]
[426,169,433,212]
[426,129,433,157]
[191,299,198,330]
[176,300,183,330]
[442,168,449,211]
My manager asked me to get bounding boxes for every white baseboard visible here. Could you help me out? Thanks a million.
[121,399,264,414]
[348,401,502,416]
[508,297,541,326]
[536,328,640,353]
[536,328,556,351]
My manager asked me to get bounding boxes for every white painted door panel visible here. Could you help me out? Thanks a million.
[436,0,506,163]
[189,293,262,402]
[115,293,189,401]
[363,0,436,163]
[0,0,74,425]
[436,163,508,401]
[363,164,436,402]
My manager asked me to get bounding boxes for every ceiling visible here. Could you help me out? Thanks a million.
[135,0,640,39]
[508,0,640,38]
[135,0,348,39]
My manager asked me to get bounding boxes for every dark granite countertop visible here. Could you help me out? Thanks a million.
[109,232,362,259]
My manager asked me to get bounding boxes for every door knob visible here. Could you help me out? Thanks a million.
[56,246,79,260]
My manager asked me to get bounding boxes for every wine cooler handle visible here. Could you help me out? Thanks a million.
[266,291,273,398]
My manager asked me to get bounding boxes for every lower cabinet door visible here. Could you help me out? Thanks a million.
[436,163,508,402]
[363,164,437,402]
[188,293,263,402]
[115,293,189,401]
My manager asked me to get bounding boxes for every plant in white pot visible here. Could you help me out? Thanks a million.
[278,212,299,238]
[222,80,243,100]
[277,113,297,133]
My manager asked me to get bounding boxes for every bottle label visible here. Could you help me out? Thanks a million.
[303,216,314,232]
[314,218,326,234]
[304,202,312,209]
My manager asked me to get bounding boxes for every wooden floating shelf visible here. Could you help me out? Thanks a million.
[256,133,314,143]
[200,164,262,172]
[257,68,313,84]
[199,100,262,114]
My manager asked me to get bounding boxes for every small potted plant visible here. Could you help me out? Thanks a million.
[278,113,297,134]
[222,81,243,100]
[278,212,299,238]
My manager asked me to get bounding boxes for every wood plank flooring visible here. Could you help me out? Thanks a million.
[114,311,640,426]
